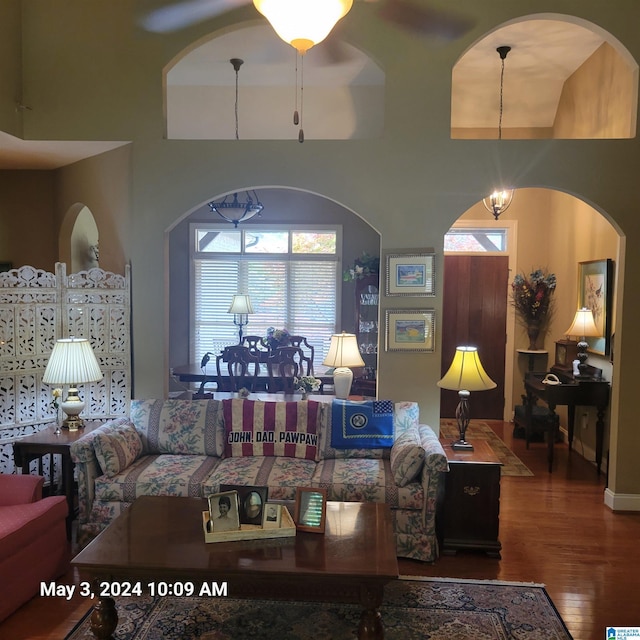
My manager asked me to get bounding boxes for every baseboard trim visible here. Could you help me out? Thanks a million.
[604,488,640,511]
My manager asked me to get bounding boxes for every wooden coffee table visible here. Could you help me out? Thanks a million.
[72,496,398,639]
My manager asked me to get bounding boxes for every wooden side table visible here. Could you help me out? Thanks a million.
[439,439,502,558]
[12,422,102,539]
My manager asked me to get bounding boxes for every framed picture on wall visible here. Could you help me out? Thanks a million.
[578,258,614,356]
[385,309,435,352]
[385,252,435,296]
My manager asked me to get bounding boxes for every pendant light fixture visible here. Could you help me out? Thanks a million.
[253,0,353,143]
[207,59,264,227]
[483,45,514,221]
[208,191,264,227]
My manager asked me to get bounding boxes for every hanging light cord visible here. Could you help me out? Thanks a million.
[498,56,505,140]
[496,46,510,140]
[293,52,305,143]
[230,58,243,140]
[234,63,240,140]
[299,54,304,143]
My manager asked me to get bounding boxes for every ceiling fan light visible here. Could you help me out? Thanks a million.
[483,189,514,220]
[253,0,353,53]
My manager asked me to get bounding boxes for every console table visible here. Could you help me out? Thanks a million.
[524,366,610,474]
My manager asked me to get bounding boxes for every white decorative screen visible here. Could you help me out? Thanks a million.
[0,263,131,474]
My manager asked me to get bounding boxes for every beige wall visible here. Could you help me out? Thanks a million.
[0,0,22,137]
[56,146,131,276]
[0,170,57,269]
[1,1,640,504]
[555,42,637,138]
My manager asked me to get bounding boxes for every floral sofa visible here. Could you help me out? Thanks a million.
[70,398,449,562]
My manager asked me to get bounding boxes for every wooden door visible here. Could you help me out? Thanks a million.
[440,255,508,420]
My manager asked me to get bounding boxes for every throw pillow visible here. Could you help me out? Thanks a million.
[330,399,394,449]
[222,398,320,461]
[390,426,426,487]
[94,419,143,478]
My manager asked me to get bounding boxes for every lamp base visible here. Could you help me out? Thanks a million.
[452,440,474,451]
[62,415,85,431]
[453,390,473,451]
[333,367,354,400]
[60,388,86,432]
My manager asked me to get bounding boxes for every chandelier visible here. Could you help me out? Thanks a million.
[483,45,514,221]
[208,191,264,227]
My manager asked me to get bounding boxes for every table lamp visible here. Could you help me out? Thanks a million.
[42,337,103,431]
[437,346,496,451]
[322,332,365,399]
[228,294,254,343]
[565,307,600,377]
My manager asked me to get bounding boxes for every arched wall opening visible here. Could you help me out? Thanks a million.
[451,14,638,139]
[165,186,381,395]
[163,23,385,140]
[445,187,622,475]
[59,203,100,273]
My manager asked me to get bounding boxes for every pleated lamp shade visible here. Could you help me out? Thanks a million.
[42,338,103,385]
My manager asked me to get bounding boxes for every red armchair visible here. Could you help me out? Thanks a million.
[0,474,70,622]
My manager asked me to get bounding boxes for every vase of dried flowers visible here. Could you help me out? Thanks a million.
[511,269,557,350]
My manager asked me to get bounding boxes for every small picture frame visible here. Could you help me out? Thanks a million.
[294,487,327,534]
[385,308,435,352]
[385,252,435,297]
[220,484,269,525]
[207,490,240,533]
[262,503,282,529]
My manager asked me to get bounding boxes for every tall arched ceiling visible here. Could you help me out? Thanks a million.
[452,16,638,138]
[165,23,385,140]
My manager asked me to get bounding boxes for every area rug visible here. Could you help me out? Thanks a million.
[66,576,572,640]
[440,420,534,477]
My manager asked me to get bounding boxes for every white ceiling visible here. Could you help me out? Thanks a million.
[451,19,606,129]
[0,132,128,171]
[0,15,615,166]
[168,23,384,87]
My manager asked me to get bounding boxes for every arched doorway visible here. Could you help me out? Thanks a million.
[165,187,381,395]
[442,188,621,475]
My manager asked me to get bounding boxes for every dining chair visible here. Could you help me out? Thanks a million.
[216,345,260,392]
[242,335,269,357]
[288,336,315,374]
[265,346,310,393]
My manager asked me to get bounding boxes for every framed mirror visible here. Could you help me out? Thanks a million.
[294,487,327,533]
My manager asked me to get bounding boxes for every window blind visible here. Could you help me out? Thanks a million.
[192,257,337,369]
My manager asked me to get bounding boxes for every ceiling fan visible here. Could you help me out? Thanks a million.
[137,0,474,42]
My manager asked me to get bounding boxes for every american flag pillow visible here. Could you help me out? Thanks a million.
[222,399,320,461]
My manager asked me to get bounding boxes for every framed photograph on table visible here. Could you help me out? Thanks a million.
[385,252,435,296]
[262,503,282,529]
[578,259,614,356]
[385,309,435,352]
[207,490,240,533]
[220,484,269,525]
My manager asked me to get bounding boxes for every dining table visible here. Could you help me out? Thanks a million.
[171,362,335,395]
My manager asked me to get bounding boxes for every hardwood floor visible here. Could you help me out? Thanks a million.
[2,420,639,640]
